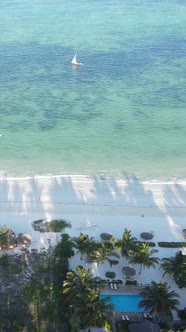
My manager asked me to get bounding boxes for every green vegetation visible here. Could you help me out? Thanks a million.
[113,229,161,274]
[138,281,180,321]
[128,242,159,274]
[31,218,71,232]
[105,271,116,279]
[178,307,186,320]
[160,251,186,288]
[0,253,9,268]
[115,320,130,332]
[0,224,9,249]
[158,242,186,248]
[125,279,137,285]
[0,225,185,331]
[114,228,138,258]
[116,279,123,284]
[72,232,97,260]
[139,241,156,247]
[63,265,114,330]
[45,219,71,232]
[89,242,120,266]
[0,234,72,331]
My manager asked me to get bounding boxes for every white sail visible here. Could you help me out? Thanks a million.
[71,52,77,64]
[71,52,83,66]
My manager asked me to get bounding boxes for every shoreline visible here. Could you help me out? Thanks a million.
[0,174,186,208]
[1,173,186,183]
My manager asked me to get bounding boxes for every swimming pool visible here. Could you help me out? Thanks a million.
[100,293,144,312]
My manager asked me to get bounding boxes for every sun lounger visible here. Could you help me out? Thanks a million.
[114,283,117,290]
[125,315,130,320]
[110,282,114,290]
[122,315,125,320]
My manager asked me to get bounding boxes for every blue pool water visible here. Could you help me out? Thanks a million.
[100,293,144,312]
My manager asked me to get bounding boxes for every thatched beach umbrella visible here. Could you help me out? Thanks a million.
[122,266,136,278]
[16,233,32,247]
[100,233,113,241]
[8,229,17,246]
[140,232,154,240]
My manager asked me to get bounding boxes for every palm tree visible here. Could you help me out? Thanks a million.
[128,242,159,274]
[63,265,102,304]
[55,233,74,258]
[114,228,138,258]
[160,251,186,288]
[72,233,97,260]
[89,242,120,267]
[0,225,9,249]
[63,266,111,331]
[138,281,180,321]
[75,289,114,331]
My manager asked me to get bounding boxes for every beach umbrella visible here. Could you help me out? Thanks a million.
[140,232,154,240]
[7,229,17,247]
[122,266,136,278]
[16,233,32,246]
[100,233,113,241]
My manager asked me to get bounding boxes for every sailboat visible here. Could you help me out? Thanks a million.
[71,52,83,66]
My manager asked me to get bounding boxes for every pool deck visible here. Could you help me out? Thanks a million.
[101,284,150,320]
[102,283,142,294]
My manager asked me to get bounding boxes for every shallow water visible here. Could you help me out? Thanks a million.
[0,0,185,179]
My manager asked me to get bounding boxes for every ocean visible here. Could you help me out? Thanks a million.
[0,0,185,179]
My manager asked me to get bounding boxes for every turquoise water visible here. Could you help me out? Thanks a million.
[100,293,145,312]
[0,0,186,178]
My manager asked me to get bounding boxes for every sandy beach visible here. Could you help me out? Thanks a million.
[0,174,186,249]
[0,174,186,316]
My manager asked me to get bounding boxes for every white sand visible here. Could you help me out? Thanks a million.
[0,175,186,315]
